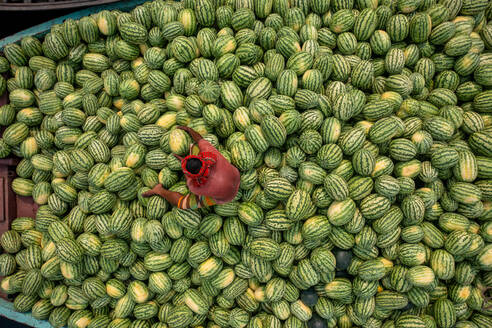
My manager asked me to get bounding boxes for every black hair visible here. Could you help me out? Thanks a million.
[186,158,202,174]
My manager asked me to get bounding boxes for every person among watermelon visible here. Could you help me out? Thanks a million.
[142,126,241,209]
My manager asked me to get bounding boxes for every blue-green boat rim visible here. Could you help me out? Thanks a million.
[0,0,149,51]
[0,297,53,328]
[0,1,153,327]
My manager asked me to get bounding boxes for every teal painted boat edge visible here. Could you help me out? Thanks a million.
[0,0,148,50]
[0,0,177,326]
[0,298,53,328]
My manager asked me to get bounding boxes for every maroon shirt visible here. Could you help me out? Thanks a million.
[183,139,240,204]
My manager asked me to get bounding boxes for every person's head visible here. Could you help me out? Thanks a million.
[186,158,202,174]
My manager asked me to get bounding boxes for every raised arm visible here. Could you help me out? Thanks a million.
[177,126,203,143]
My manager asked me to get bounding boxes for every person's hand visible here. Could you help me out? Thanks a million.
[142,184,164,198]
[177,126,203,142]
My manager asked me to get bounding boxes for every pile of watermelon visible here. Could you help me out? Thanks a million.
[0,0,492,327]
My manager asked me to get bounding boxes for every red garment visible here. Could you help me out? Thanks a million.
[179,139,240,204]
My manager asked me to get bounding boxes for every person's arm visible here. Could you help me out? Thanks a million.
[177,126,203,143]
[177,126,219,158]
[142,184,182,207]
[142,184,216,209]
